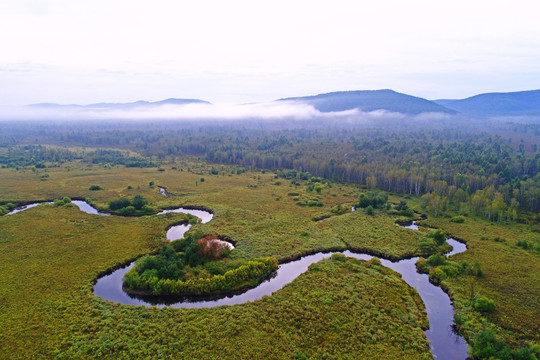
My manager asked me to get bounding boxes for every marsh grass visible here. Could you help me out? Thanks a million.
[1,161,537,357]
[420,214,540,348]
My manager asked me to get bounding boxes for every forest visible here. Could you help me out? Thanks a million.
[1,118,538,220]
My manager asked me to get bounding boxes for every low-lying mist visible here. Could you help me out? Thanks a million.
[1,100,455,124]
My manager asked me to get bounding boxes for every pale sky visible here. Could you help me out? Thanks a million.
[1,0,540,107]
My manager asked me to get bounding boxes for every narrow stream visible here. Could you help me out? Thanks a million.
[5,200,469,359]
[5,201,53,215]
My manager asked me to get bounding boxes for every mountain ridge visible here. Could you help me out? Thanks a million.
[27,98,210,109]
[432,89,540,116]
[278,89,457,115]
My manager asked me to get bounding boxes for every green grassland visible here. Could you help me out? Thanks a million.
[418,215,540,347]
[0,162,425,261]
[0,160,538,358]
[0,194,431,358]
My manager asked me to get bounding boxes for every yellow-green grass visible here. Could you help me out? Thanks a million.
[0,162,436,359]
[0,164,424,261]
[420,215,540,346]
[0,205,431,359]
[0,204,190,358]
[317,211,425,260]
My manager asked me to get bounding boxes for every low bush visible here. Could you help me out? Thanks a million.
[474,297,496,314]
[355,192,388,209]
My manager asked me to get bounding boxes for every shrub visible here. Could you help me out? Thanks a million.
[471,330,540,360]
[54,197,71,206]
[121,206,137,214]
[429,267,446,284]
[517,239,530,249]
[365,205,375,215]
[460,261,473,275]
[108,197,131,210]
[88,185,102,191]
[415,258,429,273]
[426,229,447,246]
[474,297,496,313]
[451,216,465,223]
[395,200,408,211]
[472,262,484,277]
[399,208,414,217]
[331,253,346,262]
[426,253,446,267]
[330,203,347,215]
[131,194,148,210]
[198,236,229,261]
[419,238,438,253]
[439,263,462,278]
[356,192,388,209]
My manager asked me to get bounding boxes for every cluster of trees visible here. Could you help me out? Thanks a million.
[416,251,484,285]
[418,229,449,254]
[108,194,150,215]
[124,257,278,296]
[123,239,277,296]
[89,149,157,168]
[198,129,539,215]
[420,180,534,222]
[0,145,157,169]
[355,192,389,211]
[0,145,80,168]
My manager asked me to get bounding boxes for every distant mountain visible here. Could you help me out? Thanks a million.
[27,98,210,110]
[433,90,540,116]
[279,90,456,115]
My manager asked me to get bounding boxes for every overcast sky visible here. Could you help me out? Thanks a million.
[1,0,540,107]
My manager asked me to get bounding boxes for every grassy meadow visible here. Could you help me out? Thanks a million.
[419,215,540,347]
[0,159,538,358]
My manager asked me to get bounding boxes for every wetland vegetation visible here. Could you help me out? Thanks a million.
[0,118,538,359]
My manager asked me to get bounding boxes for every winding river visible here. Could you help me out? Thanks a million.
[6,201,469,359]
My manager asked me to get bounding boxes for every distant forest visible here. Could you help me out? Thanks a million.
[1,117,538,218]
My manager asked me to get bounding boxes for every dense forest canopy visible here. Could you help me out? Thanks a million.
[0,117,538,218]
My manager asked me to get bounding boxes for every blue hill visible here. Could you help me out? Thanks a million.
[433,90,540,116]
[279,90,456,115]
[28,98,210,110]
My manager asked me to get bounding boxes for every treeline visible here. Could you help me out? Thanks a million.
[200,130,539,217]
[0,144,80,168]
[1,121,538,216]
[0,145,157,168]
